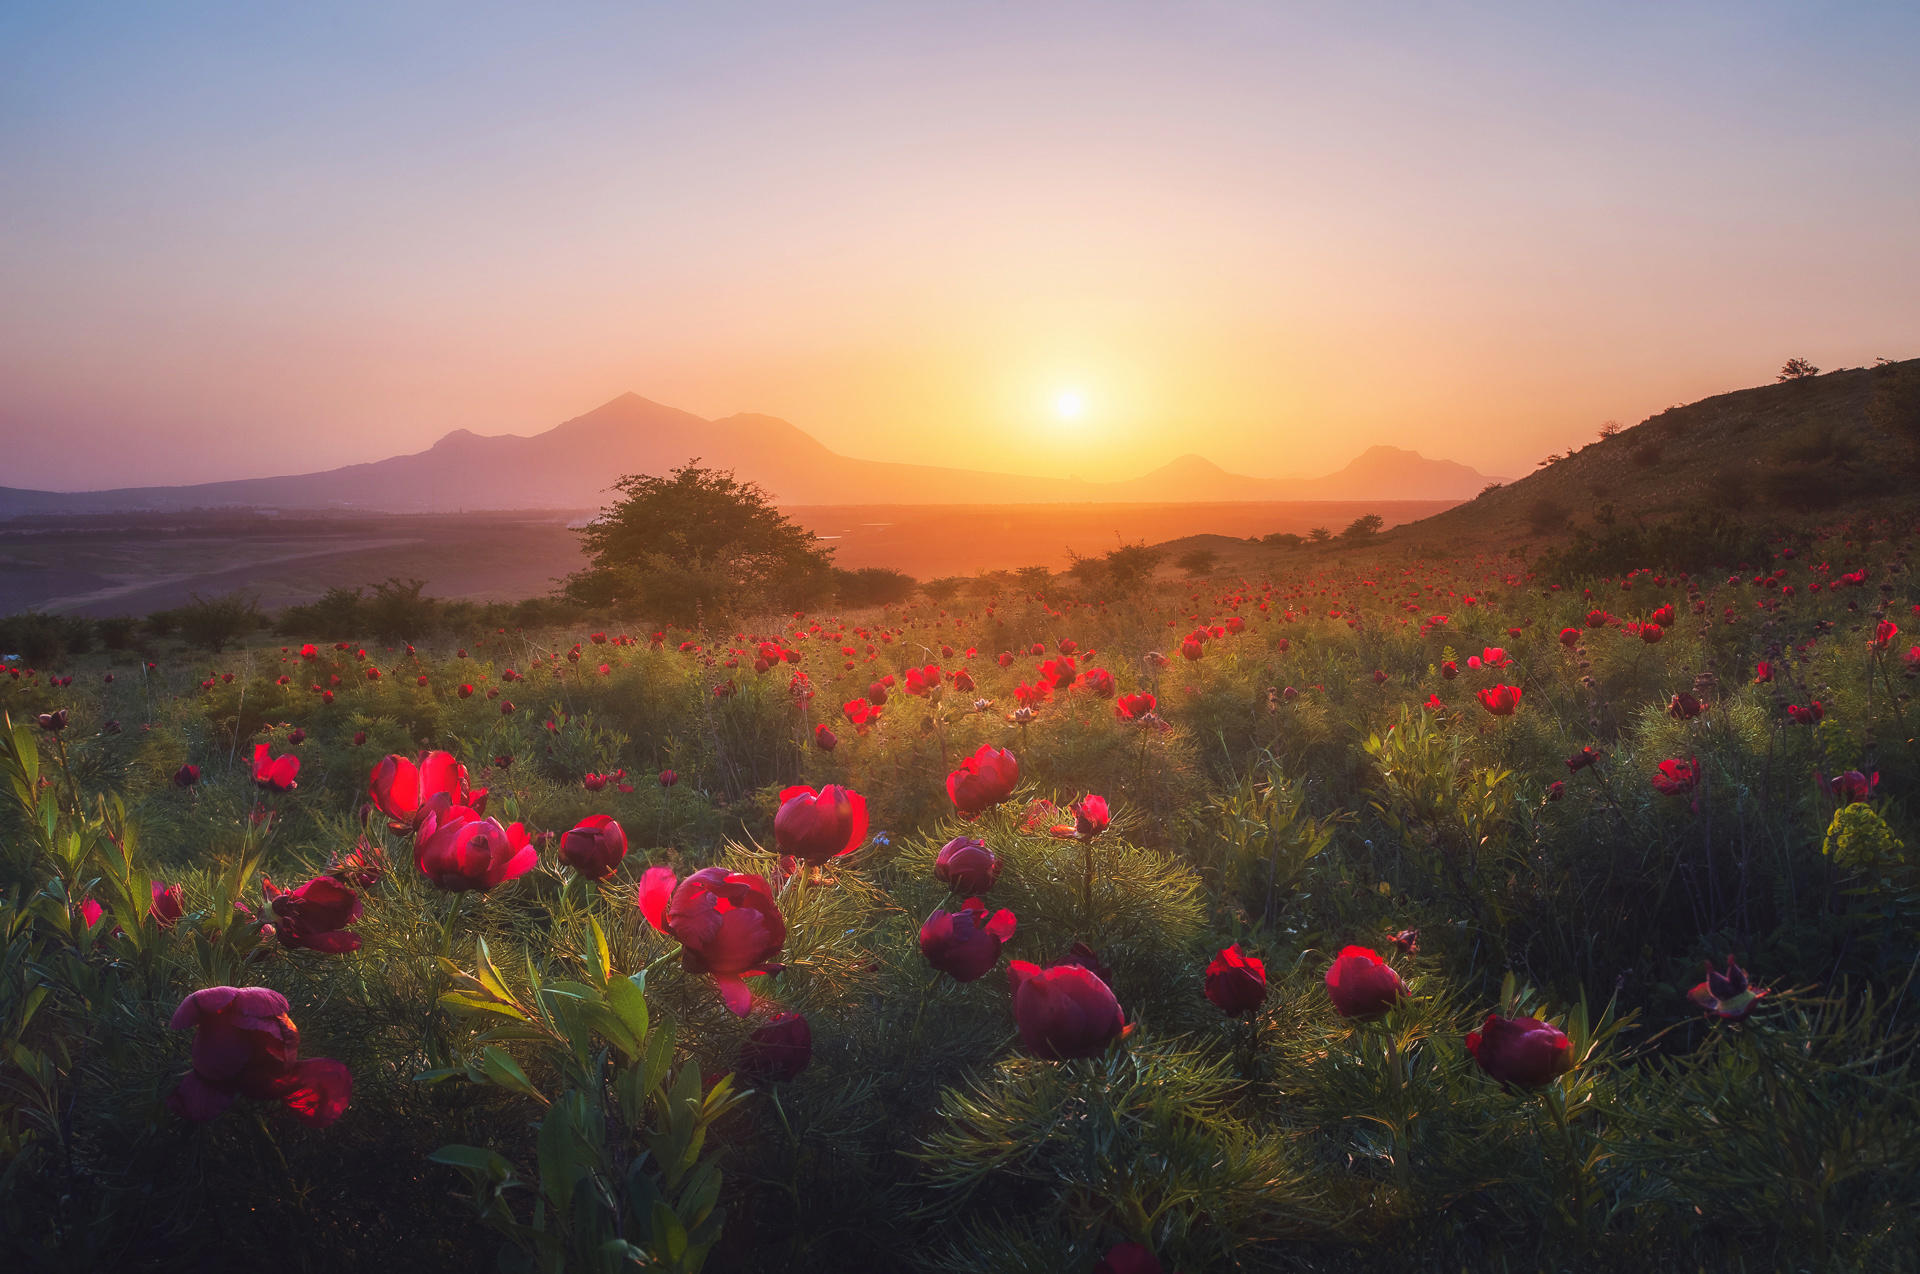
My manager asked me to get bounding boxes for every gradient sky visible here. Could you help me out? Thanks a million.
[3,1,1918,492]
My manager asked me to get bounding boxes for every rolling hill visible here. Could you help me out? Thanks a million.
[0,395,1496,516]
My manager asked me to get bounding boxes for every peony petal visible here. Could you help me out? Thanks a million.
[637,867,676,932]
[714,974,753,1016]
[168,1071,236,1122]
[278,1057,352,1127]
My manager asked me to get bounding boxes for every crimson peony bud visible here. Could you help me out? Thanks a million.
[1465,1012,1573,1087]
[1204,943,1267,1017]
[1324,945,1407,1020]
[558,814,628,881]
[1008,960,1128,1059]
[738,1011,812,1083]
[933,836,1001,893]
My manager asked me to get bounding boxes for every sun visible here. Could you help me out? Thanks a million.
[1054,390,1084,420]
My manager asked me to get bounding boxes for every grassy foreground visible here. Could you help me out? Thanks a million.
[3,531,1919,1273]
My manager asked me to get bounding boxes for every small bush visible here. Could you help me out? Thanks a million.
[834,567,917,608]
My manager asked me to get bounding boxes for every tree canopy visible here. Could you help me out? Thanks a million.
[565,463,834,624]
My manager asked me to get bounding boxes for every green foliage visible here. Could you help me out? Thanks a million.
[835,566,918,607]
[160,590,262,651]
[0,611,95,664]
[1537,509,1772,578]
[1102,541,1163,591]
[1195,764,1341,924]
[1175,547,1218,577]
[1342,512,1385,541]
[4,524,1920,1272]
[916,1041,1326,1264]
[425,930,746,1274]
[567,463,835,624]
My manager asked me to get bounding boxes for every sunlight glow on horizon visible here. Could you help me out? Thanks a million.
[1,4,1917,491]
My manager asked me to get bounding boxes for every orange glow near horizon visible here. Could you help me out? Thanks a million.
[1,6,1918,492]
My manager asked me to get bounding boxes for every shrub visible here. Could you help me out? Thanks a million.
[1176,547,1220,577]
[0,611,94,665]
[1526,498,1570,535]
[169,591,261,652]
[834,567,917,608]
[1341,513,1385,541]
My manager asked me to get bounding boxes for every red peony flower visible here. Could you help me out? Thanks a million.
[1324,945,1407,1019]
[738,1011,812,1083]
[414,807,536,892]
[774,784,869,865]
[261,875,362,952]
[251,742,299,792]
[934,836,1001,893]
[1565,746,1602,772]
[1094,1242,1164,1274]
[920,897,1017,981]
[1465,1012,1573,1087]
[1651,756,1702,796]
[1008,960,1129,1060]
[637,866,786,1015]
[1203,943,1267,1017]
[558,814,628,881]
[167,986,351,1127]
[368,750,485,830]
[1477,684,1523,716]
[947,745,1019,817]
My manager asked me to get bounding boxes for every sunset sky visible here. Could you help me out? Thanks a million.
[4,2,1918,492]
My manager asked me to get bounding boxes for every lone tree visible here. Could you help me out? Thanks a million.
[566,462,833,624]
[1342,513,1385,541]
[1778,357,1820,381]
[1103,541,1163,591]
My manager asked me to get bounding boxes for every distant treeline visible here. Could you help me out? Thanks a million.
[0,524,1376,664]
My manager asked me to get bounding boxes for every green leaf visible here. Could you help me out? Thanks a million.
[429,1144,515,1179]
[478,1045,546,1103]
[650,1200,688,1263]
[588,916,611,986]
[440,991,532,1021]
[474,936,515,1003]
[605,974,650,1051]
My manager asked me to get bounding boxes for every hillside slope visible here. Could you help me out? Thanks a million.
[1391,358,1920,554]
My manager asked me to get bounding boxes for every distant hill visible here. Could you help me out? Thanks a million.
[0,395,1497,516]
[1383,358,1920,555]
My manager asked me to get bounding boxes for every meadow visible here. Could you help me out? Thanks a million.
[3,527,1918,1273]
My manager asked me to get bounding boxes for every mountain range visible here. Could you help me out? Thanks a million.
[0,394,1498,516]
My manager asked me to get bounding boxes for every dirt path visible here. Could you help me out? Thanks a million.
[33,537,423,613]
